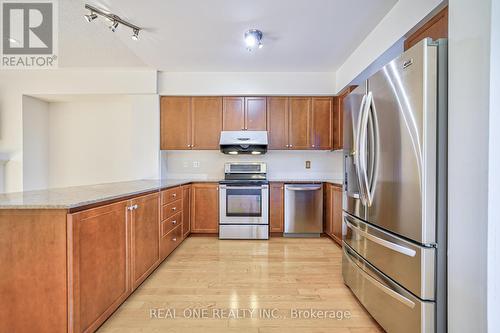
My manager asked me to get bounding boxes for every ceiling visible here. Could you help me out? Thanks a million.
[60,0,397,72]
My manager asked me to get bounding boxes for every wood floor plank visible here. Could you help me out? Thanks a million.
[98,237,383,333]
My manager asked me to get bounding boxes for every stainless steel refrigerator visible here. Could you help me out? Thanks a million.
[342,38,447,333]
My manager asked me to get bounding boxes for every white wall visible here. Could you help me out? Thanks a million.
[158,72,336,95]
[45,95,159,189]
[448,0,493,331]
[488,0,500,331]
[22,96,50,191]
[335,0,444,92]
[161,150,343,181]
[0,69,157,192]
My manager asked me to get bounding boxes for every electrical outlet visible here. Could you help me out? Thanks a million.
[183,161,189,168]
[193,161,200,168]
[305,161,311,169]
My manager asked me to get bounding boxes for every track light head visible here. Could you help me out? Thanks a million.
[109,20,119,32]
[84,12,97,22]
[131,28,140,41]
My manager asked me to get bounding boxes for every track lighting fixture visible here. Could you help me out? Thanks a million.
[84,12,97,22]
[109,20,119,32]
[131,28,140,41]
[84,4,142,40]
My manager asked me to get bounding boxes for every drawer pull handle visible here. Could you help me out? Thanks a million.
[172,207,177,211]
[172,220,177,225]
[344,247,416,309]
[172,237,177,242]
[172,193,177,197]
[344,217,416,257]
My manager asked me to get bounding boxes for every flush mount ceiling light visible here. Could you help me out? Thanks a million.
[244,29,263,51]
[84,4,142,40]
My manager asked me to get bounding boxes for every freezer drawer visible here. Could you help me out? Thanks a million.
[343,213,436,300]
[342,244,435,333]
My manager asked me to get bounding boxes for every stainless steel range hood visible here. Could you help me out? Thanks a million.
[219,131,268,155]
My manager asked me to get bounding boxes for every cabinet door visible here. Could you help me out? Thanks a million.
[245,97,267,130]
[269,182,284,232]
[160,97,191,150]
[191,183,219,233]
[289,97,311,149]
[68,201,130,333]
[130,193,160,290]
[182,185,191,238]
[311,97,333,150]
[324,183,333,236]
[223,97,245,131]
[192,97,222,149]
[332,186,343,244]
[404,7,448,50]
[267,97,289,149]
[333,88,354,150]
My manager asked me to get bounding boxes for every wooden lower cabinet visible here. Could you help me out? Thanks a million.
[68,200,130,333]
[130,193,160,290]
[269,182,284,232]
[182,185,191,238]
[191,183,219,233]
[324,183,343,245]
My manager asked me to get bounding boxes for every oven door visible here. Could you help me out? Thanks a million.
[219,184,269,224]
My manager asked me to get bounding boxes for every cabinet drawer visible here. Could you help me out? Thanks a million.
[160,224,183,259]
[162,212,182,237]
[161,199,182,220]
[161,187,182,205]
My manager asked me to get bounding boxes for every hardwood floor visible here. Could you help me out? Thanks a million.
[98,237,383,333]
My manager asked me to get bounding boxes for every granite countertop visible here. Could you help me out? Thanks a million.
[0,178,342,210]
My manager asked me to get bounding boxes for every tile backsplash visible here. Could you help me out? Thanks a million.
[160,150,343,181]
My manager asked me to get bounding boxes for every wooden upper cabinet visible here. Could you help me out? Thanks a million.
[405,6,448,50]
[129,193,160,290]
[191,183,219,233]
[289,97,311,149]
[245,97,267,130]
[192,97,222,149]
[311,97,333,150]
[160,97,191,150]
[223,97,245,130]
[269,182,284,232]
[267,97,289,149]
[68,200,130,333]
[223,97,267,131]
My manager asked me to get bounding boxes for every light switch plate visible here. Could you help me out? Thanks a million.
[305,161,311,169]
[193,161,200,168]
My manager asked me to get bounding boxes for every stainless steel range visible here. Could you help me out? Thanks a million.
[219,162,269,240]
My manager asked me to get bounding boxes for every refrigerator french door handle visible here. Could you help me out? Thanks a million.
[358,93,371,206]
[343,246,416,309]
[355,94,368,206]
[366,92,380,206]
[344,216,417,257]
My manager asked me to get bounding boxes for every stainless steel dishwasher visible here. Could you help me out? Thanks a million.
[284,184,323,237]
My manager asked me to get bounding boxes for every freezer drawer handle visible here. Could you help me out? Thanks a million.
[286,186,322,191]
[345,218,417,257]
[344,247,416,309]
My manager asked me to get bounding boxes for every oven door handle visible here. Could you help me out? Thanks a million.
[219,185,267,190]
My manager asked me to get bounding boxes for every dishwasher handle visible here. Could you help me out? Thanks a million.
[286,185,322,191]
